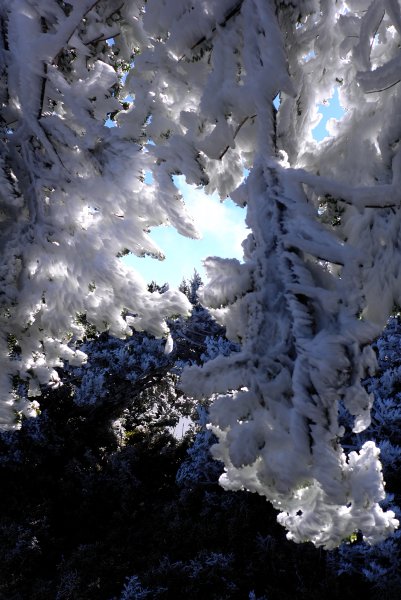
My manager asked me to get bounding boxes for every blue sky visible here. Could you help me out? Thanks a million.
[312,89,344,143]
[123,176,247,287]
[123,90,345,288]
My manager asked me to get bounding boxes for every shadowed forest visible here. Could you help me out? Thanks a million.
[1,275,401,600]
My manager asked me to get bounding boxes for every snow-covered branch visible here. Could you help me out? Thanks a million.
[134,0,400,546]
[3,0,401,549]
[0,0,193,424]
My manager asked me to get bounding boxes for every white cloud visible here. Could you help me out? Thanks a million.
[175,175,248,259]
[123,176,248,287]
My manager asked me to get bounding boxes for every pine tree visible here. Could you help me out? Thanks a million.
[137,0,401,546]
[0,275,229,598]
[3,0,401,547]
[0,0,193,424]
[330,317,401,597]
[4,287,401,599]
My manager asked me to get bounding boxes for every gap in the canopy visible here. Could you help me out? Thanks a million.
[312,88,346,142]
[122,175,248,288]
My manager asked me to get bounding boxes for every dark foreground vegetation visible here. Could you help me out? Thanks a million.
[1,276,401,599]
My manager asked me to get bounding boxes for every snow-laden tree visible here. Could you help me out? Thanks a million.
[0,0,195,423]
[118,0,401,547]
[331,317,401,594]
[3,0,401,548]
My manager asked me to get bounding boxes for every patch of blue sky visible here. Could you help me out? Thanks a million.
[123,176,248,287]
[104,117,116,127]
[312,88,345,142]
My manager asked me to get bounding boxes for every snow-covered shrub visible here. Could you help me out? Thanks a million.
[176,407,223,488]
[330,318,401,591]
[3,0,401,552]
[119,575,156,600]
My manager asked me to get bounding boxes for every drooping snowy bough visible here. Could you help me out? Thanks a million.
[1,0,401,547]
[121,0,401,547]
[0,0,195,422]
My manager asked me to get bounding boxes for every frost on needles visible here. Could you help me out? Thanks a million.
[1,0,401,548]
[0,0,194,422]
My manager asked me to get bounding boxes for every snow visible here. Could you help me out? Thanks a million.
[2,0,401,548]
[161,0,401,546]
[0,0,192,423]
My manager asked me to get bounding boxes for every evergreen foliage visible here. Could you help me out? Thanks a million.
[1,278,401,598]
[3,0,401,553]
